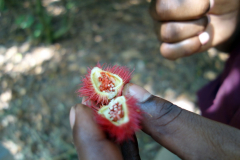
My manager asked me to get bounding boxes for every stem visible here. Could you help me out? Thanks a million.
[35,0,52,43]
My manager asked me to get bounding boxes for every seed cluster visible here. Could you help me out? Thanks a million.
[109,102,124,122]
[98,72,115,92]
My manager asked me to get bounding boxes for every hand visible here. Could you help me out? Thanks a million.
[70,83,240,159]
[122,83,240,159]
[69,103,141,160]
[149,0,240,60]
[69,104,123,160]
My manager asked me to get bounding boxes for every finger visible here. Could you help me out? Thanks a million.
[122,84,240,160]
[120,135,141,160]
[158,17,216,60]
[122,83,182,140]
[198,12,239,53]
[156,16,208,43]
[149,0,210,21]
[160,36,202,60]
[208,0,239,15]
[159,10,238,60]
[69,104,123,160]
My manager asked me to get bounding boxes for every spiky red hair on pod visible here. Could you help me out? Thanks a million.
[95,96,141,143]
[78,63,142,143]
[78,63,133,105]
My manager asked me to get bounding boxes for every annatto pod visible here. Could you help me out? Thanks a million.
[96,96,141,143]
[78,63,141,143]
[78,63,132,104]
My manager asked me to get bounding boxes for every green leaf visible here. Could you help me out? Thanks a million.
[33,23,43,38]
[15,14,35,29]
[15,15,25,25]
[53,26,69,40]
[33,30,41,38]
[66,2,75,9]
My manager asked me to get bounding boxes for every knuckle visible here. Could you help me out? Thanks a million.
[161,23,176,42]
[191,1,210,17]
[139,95,182,136]
[143,96,183,134]
[155,3,169,20]
[155,0,210,20]
[155,100,178,122]
[155,105,183,136]
[144,95,181,125]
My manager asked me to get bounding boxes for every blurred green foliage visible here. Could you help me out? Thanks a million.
[1,0,77,43]
[15,14,35,29]
[0,0,5,11]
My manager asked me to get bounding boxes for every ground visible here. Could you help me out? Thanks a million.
[0,0,227,159]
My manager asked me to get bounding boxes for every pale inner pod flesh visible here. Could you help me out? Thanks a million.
[91,67,123,99]
[98,96,129,126]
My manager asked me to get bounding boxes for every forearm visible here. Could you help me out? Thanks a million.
[140,96,240,160]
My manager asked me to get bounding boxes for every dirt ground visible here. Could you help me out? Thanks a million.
[0,0,226,159]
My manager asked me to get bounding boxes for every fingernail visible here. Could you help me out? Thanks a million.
[210,0,214,10]
[199,32,209,45]
[82,97,87,105]
[69,106,76,129]
[123,83,151,103]
[82,97,96,106]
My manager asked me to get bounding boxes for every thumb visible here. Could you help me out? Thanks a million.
[69,104,123,160]
[122,83,182,137]
[81,97,141,160]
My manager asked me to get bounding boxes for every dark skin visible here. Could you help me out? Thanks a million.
[70,83,240,160]
[70,104,123,160]
[150,0,240,59]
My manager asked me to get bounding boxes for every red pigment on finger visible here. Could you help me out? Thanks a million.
[108,102,124,122]
[98,72,116,92]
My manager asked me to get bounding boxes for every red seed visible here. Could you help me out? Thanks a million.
[98,72,116,92]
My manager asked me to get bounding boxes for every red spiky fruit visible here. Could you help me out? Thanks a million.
[78,63,132,105]
[96,96,141,143]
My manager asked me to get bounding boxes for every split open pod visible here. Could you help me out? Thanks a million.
[78,63,142,143]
